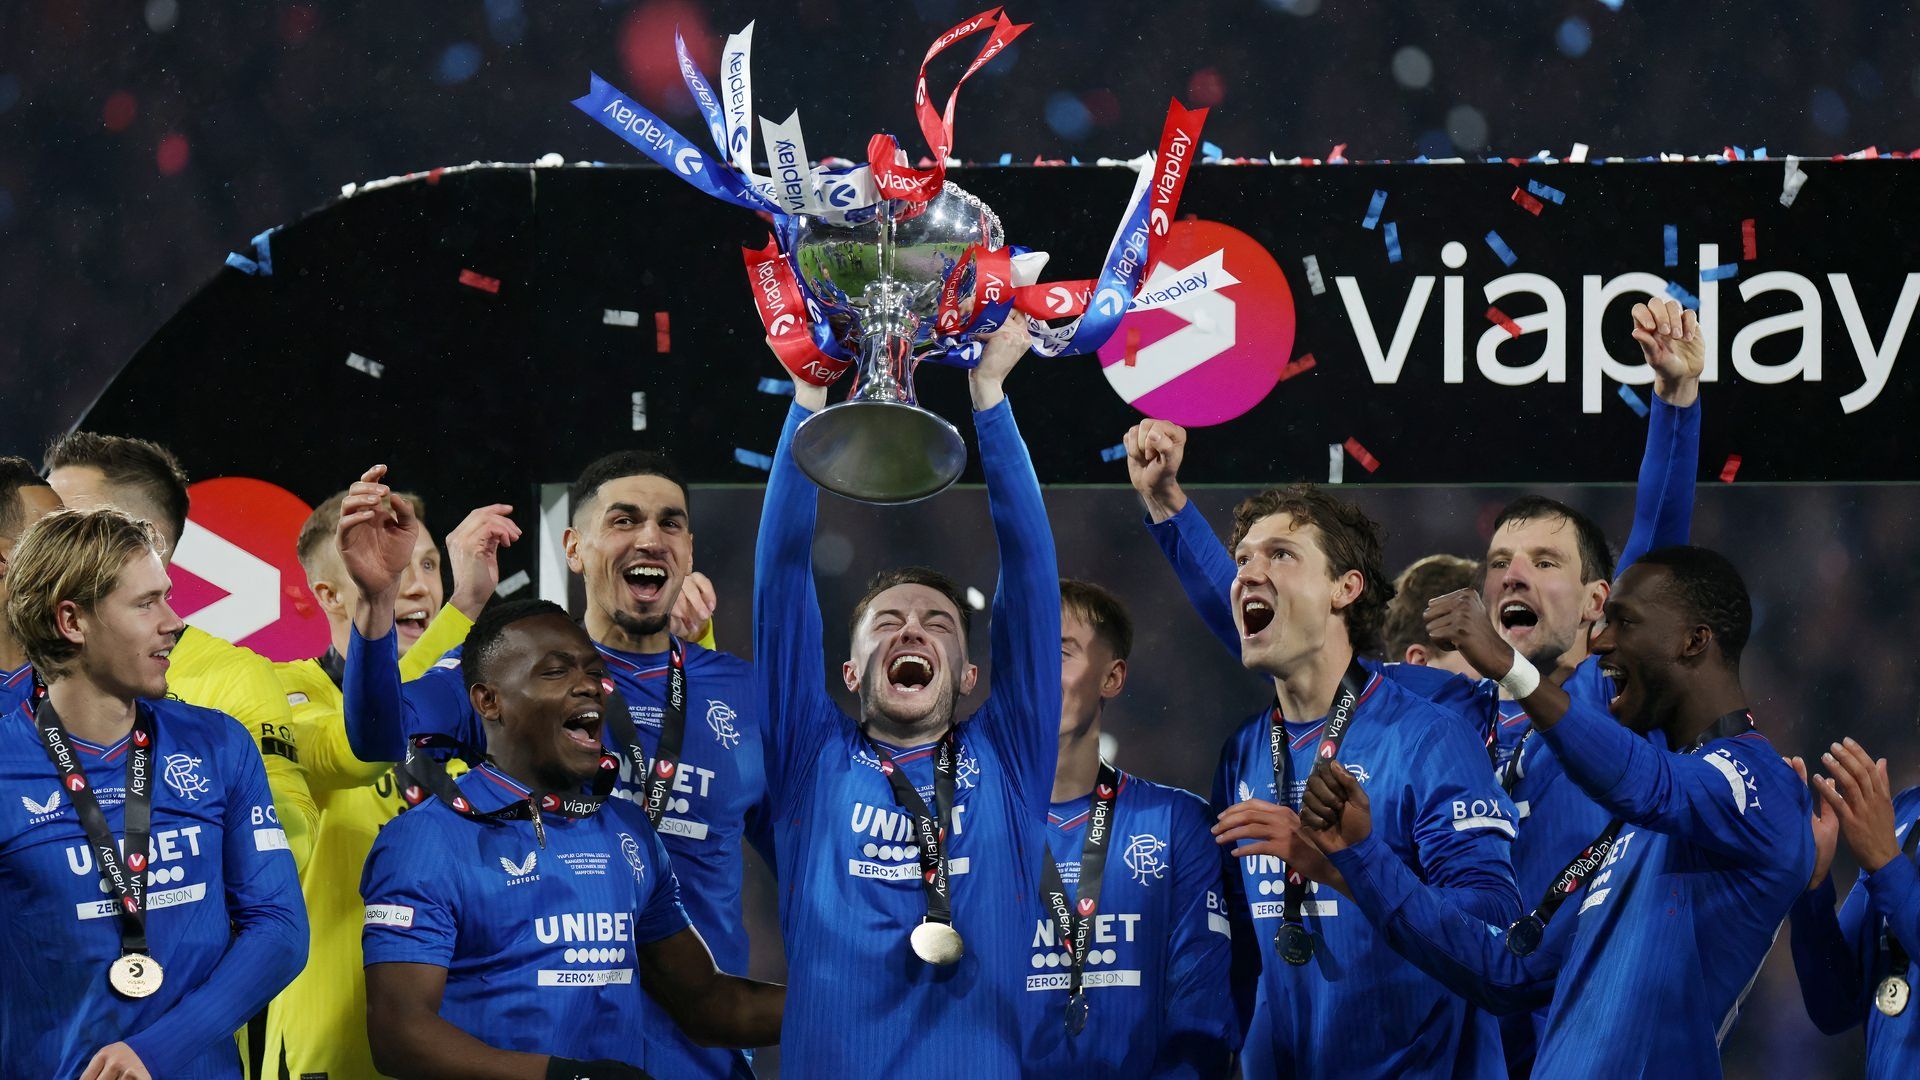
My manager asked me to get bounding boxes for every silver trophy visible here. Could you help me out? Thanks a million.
[788,182,1005,504]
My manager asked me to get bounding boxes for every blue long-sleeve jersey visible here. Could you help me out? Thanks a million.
[1329,699,1813,1078]
[752,397,1061,1079]
[1020,770,1235,1076]
[1789,785,1920,1077]
[344,630,765,1079]
[360,763,693,1069]
[0,663,30,717]
[0,696,307,1079]
[1213,668,1520,1078]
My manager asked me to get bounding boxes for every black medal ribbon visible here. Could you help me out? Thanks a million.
[865,728,960,933]
[1505,708,1755,956]
[1039,761,1122,1035]
[31,686,158,984]
[395,733,618,848]
[1268,660,1372,966]
[601,638,687,830]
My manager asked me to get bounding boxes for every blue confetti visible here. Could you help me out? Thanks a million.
[998,152,1012,165]
[1754,147,1769,159]
[249,228,276,275]
[1728,146,1747,161]
[1525,180,1566,204]
[1384,221,1402,263]
[1700,264,1739,282]
[1663,224,1678,267]
[1617,384,1650,418]
[224,252,260,275]
[1666,281,1701,310]
[733,448,774,472]
[1099,443,1127,463]
[1597,0,1623,9]
[1362,189,1387,229]
[756,377,794,396]
[1484,230,1518,267]
[1202,140,1224,162]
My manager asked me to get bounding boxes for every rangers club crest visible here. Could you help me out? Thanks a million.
[162,754,210,801]
[1124,833,1168,885]
[706,699,741,749]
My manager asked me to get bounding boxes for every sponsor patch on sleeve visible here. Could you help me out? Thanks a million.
[433,657,461,671]
[364,904,415,928]
[285,692,309,706]
[254,828,290,852]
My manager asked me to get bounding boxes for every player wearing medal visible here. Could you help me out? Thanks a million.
[360,598,783,1079]
[752,313,1060,1078]
[262,488,515,1080]
[1019,578,1234,1075]
[1194,484,1520,1078]
[340,456,765,1079]
[45,433,319,872]
[1298,546,1811,1078]
[0,507,306,1079]
[1788,737,1920,1074]
[0,456,63,714]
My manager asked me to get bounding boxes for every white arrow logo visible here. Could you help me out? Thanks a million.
[1103,252,1239,404]
[171,519,282,643]
[1095,289,1127,318]
[768,313,798,337]
[674,147,704,175]
[1150,207,1171,236]
[1046,286,1076,314]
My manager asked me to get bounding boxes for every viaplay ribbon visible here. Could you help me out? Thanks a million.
[869,7,1029,205]
[571,73,771,212]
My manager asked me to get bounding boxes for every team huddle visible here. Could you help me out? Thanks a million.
[0,300,1912,1079]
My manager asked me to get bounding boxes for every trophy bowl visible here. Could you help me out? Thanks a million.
[788,182,1006,504]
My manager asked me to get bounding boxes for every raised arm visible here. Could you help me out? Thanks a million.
[1617,296,1704,573]
[338,464,424,762]
[1126,421,1241,655]
[122,721,308,1076]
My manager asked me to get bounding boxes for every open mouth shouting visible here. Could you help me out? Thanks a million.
[887,651,937,694]
[1240,596,1275,639]
[621,562,670,606]
[560,705,604,754]
[1497,599,1540,637]
[1597,661,1630,715]
[395,607,432,640]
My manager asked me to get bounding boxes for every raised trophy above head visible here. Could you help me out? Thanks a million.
[574,7,1215,503]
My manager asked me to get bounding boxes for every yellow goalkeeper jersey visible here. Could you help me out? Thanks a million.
[262,606,473,1080]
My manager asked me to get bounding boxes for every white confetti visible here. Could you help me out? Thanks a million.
[346,352,384,379]
[965,587,986,611]
[630,391,648,432]
[1303,255,1326,296]
[1328,443,1344,484]
[1569,142,1589,163]
[603,309,641,327]
[1780,157,1808,208]
[497,570,531,596]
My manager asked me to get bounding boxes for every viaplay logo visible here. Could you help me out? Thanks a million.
[169,477,327,662]
[1097,219,1295,426]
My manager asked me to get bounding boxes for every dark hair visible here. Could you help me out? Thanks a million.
[43,432,191,545]
[1060,578,1132,661]
[463,598,573,691]
[1383,554,1480,658]
[0,456,52,539]
[1490,495,1614,585]
[1631,545,1752,668]
[569,451,690,526]
[295,488,428,577]
[1228,484,1393,655]
[848,566,973,642]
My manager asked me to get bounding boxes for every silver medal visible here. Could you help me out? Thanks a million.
[109,953,164,999]
[909,920,965,966]
[1876,975,1910,1017]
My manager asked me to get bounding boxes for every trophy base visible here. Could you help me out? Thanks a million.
[792,400,968,505]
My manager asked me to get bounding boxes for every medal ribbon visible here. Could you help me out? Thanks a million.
[1883,809,1920,979]
[865,729,961,930]
[31,685,156,961]
[1038,761,1122,1032]
[599,638,689,830]
[396,734,618,849]
[1268,661,1373,951]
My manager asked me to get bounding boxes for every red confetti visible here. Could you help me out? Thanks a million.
[1719,454,1742,483]
[102,92,137,133]
[655,311,671,353]
[1342,437,1381,473]
[1741,219,1757,261]
[427,167,445,185]
[458,269,501,295]
[1123,326,1140,367]
[1280,353,1317,381]
[1511,187,1545,216]
[155,133,190,176]
[1486,306,1524,339]
[1327,143,1348,163]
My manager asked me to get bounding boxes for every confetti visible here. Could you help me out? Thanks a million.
[1280,353,1317,381]
[1665,281,1701,311]
[1362,189,1387,230]
[458,268,501,294]
[1569,142,1590,163]
[733,448,774,472]
[225,252,261,275]
[1616,384,1650,418]
[346,352,384,378]
[1484,230,1518,267]
[224,228,277,276]
[1511,187,1545,215]
[1201,140,1223,162]
[1719,454,1742,483]
[1384,221,1402,263]
[1741,218,1758,260]
[427,167,445,185]
[757,377,794,396]
[1700,264,1739,282]
[603,308,640,327]
[1327,444,1344,484]
[1780,157,1808,207]
[1525,180,1566,205]
[630,391,647,432]
[1342,437,1381,473]
[1663,224,1678,267]
[965,587,987,611]
[1303,255,1326,295]
[655,311,671,353]
[1099,443,1128,463]
[496,569,531,597]
[1124,326,1140,366]
[1486,306,1524,339]
[1328,143,1348,163]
